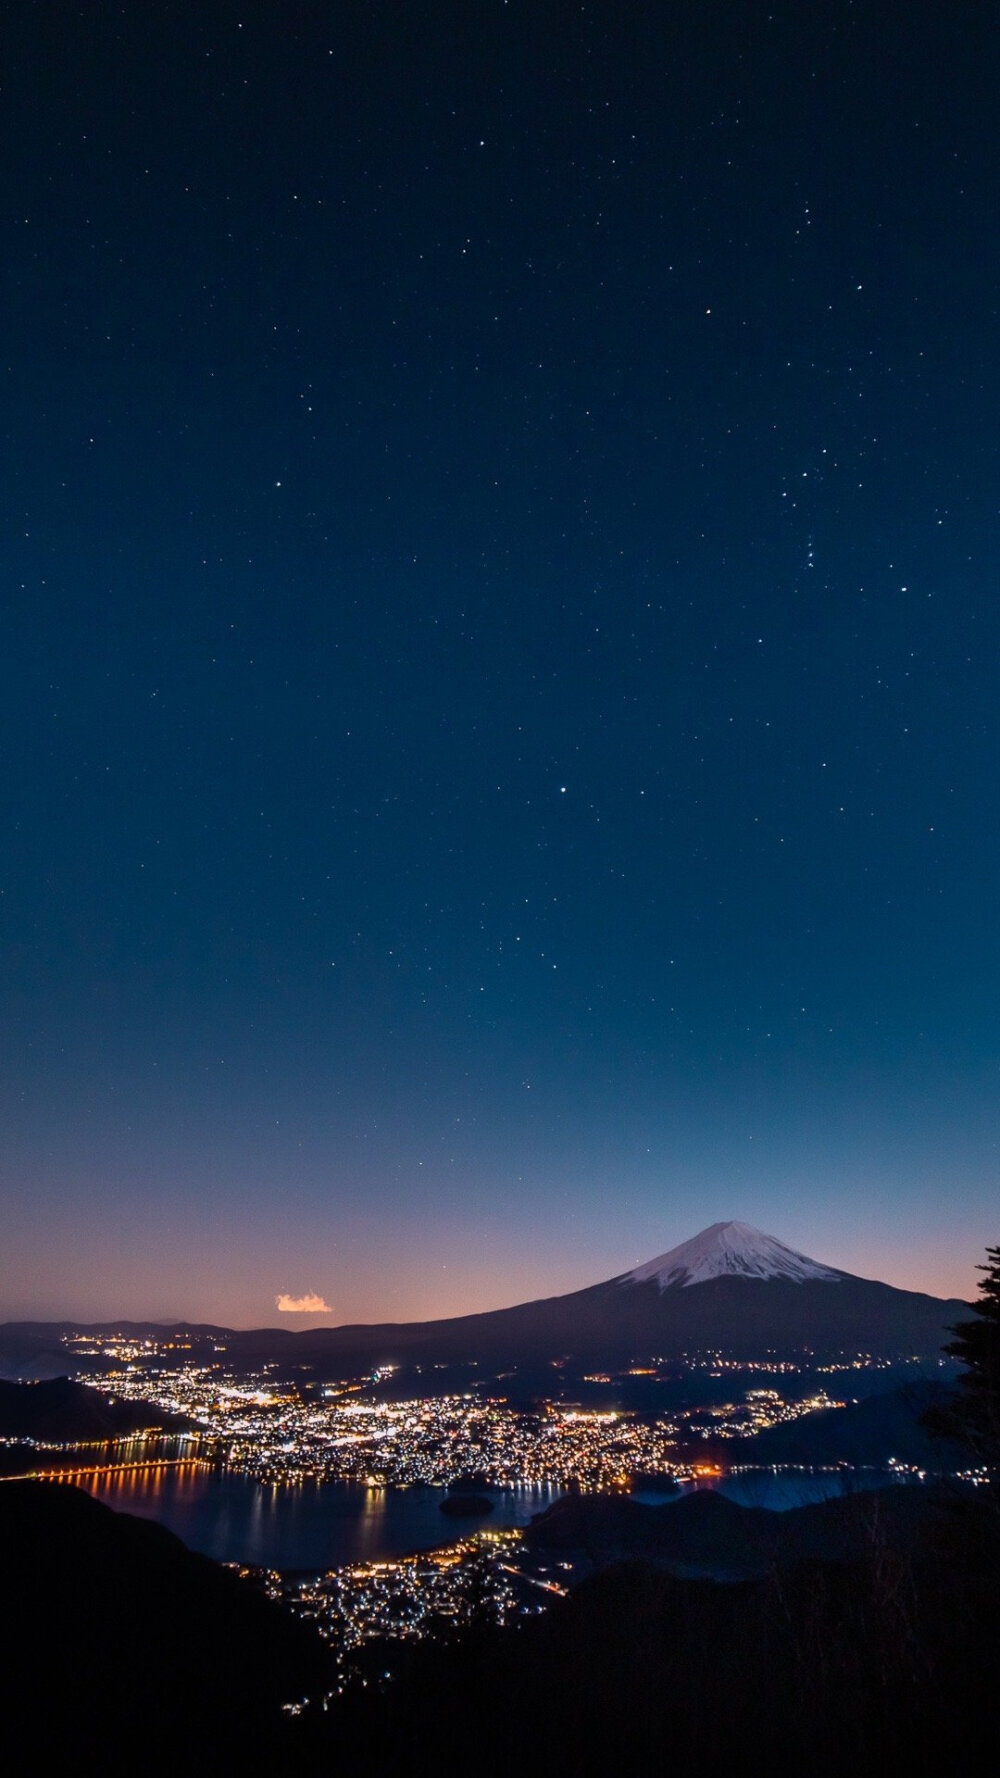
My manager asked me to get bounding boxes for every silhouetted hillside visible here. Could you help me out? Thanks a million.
[0,1376,189,1444]
[328,1491,999,1777]
[526,1480,961,1577]
[0,1481,329,1772]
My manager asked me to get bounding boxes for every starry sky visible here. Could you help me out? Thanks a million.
[3,1,997,1327]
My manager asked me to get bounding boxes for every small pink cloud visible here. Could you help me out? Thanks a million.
[275,1291,332,1314]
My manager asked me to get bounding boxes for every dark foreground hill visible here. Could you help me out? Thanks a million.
[328,1490,1000,1778]
[0,1481,329,1773]
[2,1474,995,1777]
[525,1478,966,1577]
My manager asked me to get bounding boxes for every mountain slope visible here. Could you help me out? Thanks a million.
[263,1272,964,1372]
[250,1222,966,1370]
[0,1481,328,1767]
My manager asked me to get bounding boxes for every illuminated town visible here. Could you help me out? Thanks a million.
[254,1528,574,1696]
[38,1332,854,1490]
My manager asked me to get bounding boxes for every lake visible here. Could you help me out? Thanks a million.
[671,1467,906,1511]
[61,1457,905,1570]
[71,1462,564,1569]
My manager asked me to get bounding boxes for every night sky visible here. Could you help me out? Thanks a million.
[3,1,997,1326]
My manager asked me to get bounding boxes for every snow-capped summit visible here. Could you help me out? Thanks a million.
[620,1221,843,1290]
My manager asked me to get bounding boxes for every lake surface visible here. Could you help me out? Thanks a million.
[61,1458,910,1570]
[74,1463,564,1569]
[673,1468,905,1511]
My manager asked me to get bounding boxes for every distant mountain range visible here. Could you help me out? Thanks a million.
[1,1224,970,1377]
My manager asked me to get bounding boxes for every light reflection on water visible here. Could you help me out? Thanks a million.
[69,1456,563,1570]
[635,1469,907,1511]
[49,1438,910,1566]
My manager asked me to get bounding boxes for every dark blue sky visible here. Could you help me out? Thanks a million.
[3,1,997,1323]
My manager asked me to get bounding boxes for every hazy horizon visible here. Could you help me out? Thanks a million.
[3,1207,979,1330]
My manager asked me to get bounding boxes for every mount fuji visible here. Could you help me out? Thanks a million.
[1,1223,968,1378]
[181,1221,971,1373]
[619,1221,844,1289]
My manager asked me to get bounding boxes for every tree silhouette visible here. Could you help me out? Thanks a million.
[941,1244,1000,1478]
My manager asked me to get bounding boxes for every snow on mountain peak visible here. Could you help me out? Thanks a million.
[620,1221,842,1290]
